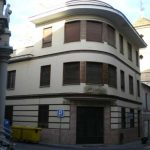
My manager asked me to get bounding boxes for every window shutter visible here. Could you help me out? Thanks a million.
[86,21,102,42]
[108,65,117,88]
[107,25,115,47]
[86,62,103,84]
[43,27,52,47]
[40,65,50,87]
[63,62,80,84]
[65,21,80,43]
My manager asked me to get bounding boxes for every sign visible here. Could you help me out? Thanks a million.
[57,109,64,118]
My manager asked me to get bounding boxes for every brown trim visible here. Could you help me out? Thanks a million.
[9,50,140,75]
[80,61,86,83]
[6,93,142,104]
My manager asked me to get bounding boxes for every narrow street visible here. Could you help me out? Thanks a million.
[15,141,150,150]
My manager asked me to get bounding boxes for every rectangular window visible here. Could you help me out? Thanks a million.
[137,80,140,97]
[120,70,125,91]
[63,62,80,84]
[107,25,115,47]
[108,65,117,88]
[40,65,50,87]
[119,34,124,54]
[129,75,134,95]
[130,109,134,128]
[38,105,49,128]
[7,70,16,90]
[86,62,103,84]
[65,21,80,43]
[86,21,102,42]
[136,51,139,66]
[128,42,132,61]
[42,27,52,48]
[121,107,126,128]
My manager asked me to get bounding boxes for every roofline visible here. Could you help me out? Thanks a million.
[30,1,147,48]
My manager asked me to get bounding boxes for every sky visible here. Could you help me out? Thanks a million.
[6,0,150,49]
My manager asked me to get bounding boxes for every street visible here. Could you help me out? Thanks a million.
[15,141,150,150]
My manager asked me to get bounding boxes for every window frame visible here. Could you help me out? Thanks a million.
[40,65,51,87]
[107,25,116,47]
[108,65,117,88]
[64,21,80,43]
[63,62,80,85]
[128,42,132,61]
[120,70,125,91]
[119,34,124,54]
[42,27,52,48]
[7,70,16,90]
[129,75,134,95]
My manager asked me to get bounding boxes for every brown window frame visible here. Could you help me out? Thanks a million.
[86,21,102,42]
[42,27,52,48]
[86,62,103,84]
[40,65,51,87]
[7,70,16,90]
[64,21,80,43]
[63,62,80,85]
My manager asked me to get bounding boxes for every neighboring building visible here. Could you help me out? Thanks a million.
[134,17,150,138]
[134,17,150,84]
[6,0,146,144]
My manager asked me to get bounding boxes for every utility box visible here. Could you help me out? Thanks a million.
[12,126,41,143]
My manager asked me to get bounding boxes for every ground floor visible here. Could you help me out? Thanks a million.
[5,95,142,145]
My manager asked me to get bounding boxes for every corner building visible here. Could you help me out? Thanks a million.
[6,0,146,144]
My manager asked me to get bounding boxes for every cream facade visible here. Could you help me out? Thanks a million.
[6,0,146,144]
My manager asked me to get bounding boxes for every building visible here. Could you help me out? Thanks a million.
[134,17,150,138]
[6,0,146,144]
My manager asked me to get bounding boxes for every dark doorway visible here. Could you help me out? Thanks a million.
[5,105,13,125]
[76,107,104,144]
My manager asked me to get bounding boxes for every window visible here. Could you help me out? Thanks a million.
[130,109,134,128]
[107,25,115,47]
[40,65,50,87]
[63,62,80,84]
[7,70,16,90]
[42,27,52,48]
[38,105,49,128]
[86,62,103,84]
[136,51,139,66]
[129,75,134,95]
[119,34,124,54]
[120,70,125,91]
[108,65,117,88]
[121,107,126,128]
[137,80,140,97]
[86,21,102,42]
[5,105,13,126]
[128,42,132,61]
[145,93,148,111]
[65,21,80,43]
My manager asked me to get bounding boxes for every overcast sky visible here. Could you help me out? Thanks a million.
[6,0,150,49]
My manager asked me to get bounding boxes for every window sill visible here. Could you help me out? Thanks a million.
[7,88,15,91]
[40,85,50,88]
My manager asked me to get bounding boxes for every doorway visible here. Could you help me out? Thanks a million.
[76,107,104,144]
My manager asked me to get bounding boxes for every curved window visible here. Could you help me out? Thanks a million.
[108,65,117,88]
[86,62,103,84]
[107,25,116,47]
[64,21,80,43]
[86,21,102,42]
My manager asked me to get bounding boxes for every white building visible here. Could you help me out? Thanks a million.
[6,0,146,144]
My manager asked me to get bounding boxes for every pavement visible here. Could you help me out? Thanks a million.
[15,139,150,150]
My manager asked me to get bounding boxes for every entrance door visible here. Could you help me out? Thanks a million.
[76,107,104,144]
